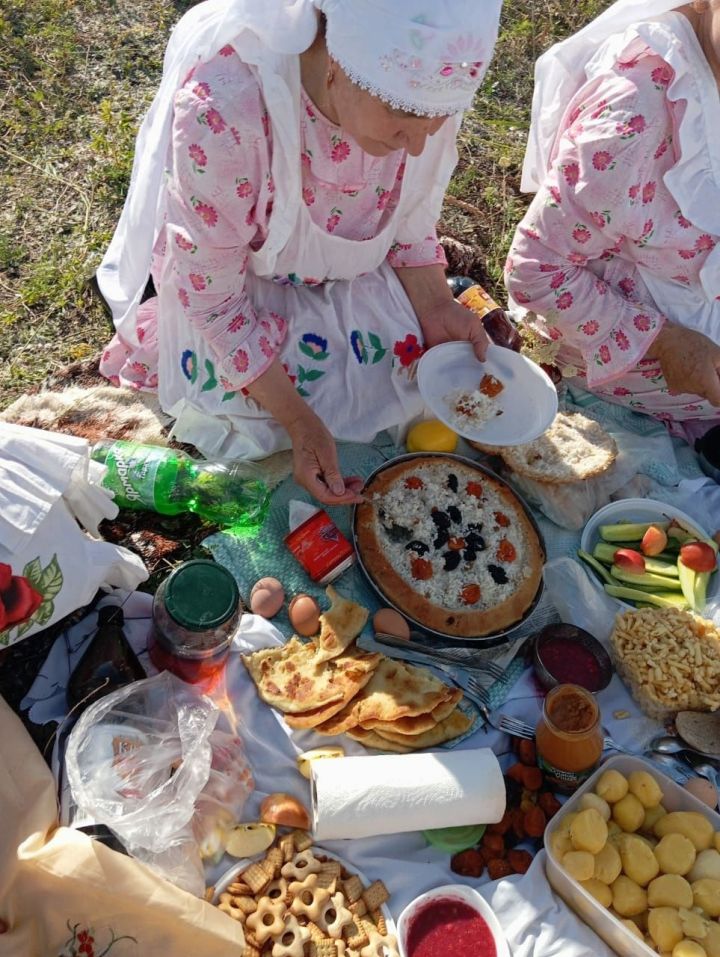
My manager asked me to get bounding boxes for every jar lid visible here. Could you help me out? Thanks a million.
[163,560,239,632]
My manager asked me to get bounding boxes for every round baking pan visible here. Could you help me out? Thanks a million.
[352,452,546,646]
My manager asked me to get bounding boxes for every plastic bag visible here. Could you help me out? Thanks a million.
[542,557,621,646]
[65,672,253,895]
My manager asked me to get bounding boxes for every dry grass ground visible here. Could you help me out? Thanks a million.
[0,0,609,409]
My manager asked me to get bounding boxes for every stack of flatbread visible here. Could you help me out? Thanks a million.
[243,586,472,753]
[471,411,621,529]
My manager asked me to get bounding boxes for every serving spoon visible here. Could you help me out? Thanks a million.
[650,732,720,761]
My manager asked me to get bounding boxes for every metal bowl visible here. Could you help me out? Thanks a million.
[533,623,613,694]
[352,452,546,647]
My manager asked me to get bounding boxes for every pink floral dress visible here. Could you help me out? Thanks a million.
[100,45,456,458]
[505,13,720,433]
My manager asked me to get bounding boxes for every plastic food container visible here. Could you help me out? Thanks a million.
[579,497,719,611]
[545,754,720,957]
[148,560,240,692]
[397,883,509,957]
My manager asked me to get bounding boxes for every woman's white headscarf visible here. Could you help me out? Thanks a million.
[521,0,689,192]
[98,0,502,340]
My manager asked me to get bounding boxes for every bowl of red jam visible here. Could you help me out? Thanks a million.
[398,884,509,957]
[533,623,612,694]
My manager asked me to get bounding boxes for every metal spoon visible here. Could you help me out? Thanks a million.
[683,751,720,790]
[649,734,692,756]
[643,751,691,784]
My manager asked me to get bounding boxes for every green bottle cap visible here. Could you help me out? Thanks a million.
[422,824,487,853]
[164,560,239,631]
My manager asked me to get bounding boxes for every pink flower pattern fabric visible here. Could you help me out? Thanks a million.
[101,51,444,392]
[505,41,720,425]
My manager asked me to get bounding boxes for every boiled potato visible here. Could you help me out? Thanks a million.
[678,907,709,941]
[549,828,573,859]
[656,834,698,876]
[579,792,611,822]
[594,842,623,885]
[619,833,660,886]
[648,874,694,909]
[611,875,648,917]
[689,850,720,884]
[571,808,608,854]
[715,833,720,853]
[703,922,720,957]
[621,918,644,941]
[597,769,630,804]
[563,850,595,882]
[692,879,720,918]
[629,770,664,809]
[644,804,668,834]
[581,878,613,908]
[648,907,684,952]
[607,820,623,843]
[655,813,715,852]
[673,942,708,957]
[613,793,646,833]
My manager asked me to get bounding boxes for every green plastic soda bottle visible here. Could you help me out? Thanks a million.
[91,439,270,532]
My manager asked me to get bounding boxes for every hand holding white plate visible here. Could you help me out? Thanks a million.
[417,342,558,446]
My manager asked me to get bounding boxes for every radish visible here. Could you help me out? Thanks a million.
[641,525,668,557]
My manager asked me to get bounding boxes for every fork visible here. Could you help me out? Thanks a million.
[373,631,507,681]
[488,712,637,754]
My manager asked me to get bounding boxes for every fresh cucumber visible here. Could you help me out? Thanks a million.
[668,518,719,554]
[578,550,615,586]
[592,542,679,578]
[609,566,683,591]
[598,521,669,542]
[604,584,689,609]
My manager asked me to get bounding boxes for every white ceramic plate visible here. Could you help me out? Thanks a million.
[213,846,396,933]
[397,883,510,957]
[580,497,720,611]
[417,342,558,446]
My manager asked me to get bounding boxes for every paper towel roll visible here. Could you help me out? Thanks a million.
[311,748,505,841]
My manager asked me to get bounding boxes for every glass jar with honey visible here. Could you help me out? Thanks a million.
[535,683,603,792]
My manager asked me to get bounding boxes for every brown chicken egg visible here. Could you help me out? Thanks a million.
[249,577,285,618]
[686,776,718,809]
[288,594,321,637]
[373,607,410,640]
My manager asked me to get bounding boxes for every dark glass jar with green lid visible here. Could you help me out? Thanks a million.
[148,559,240,691]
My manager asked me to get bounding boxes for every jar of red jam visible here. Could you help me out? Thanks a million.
[148,560,240,693]
[535,683,603,793]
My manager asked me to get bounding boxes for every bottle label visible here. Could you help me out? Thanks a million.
[537,754,597,793]
[102,442,166,510]
[284,509,355,583]
[457,284,501,319]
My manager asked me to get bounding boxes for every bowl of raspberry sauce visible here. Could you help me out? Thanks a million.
[398,884,509,957]
[533,623,612,694]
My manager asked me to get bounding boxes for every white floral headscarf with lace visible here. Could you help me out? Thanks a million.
[318,0,503,116]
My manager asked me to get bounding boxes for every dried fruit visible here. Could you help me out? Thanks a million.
[466,481,483,498]
[450,848,485,878]
[521,766,543,791]
[487,858,513,880]
[411,557,433,581]
[487,810,513,836]
[507,849,533,874]
[538,792,562,819]
[494,511,510,527]
[481,833,506,857]
[516,738,537,766]
[496,539,517,563]
[523,806,547,838]
[460,583,481,605]
[506,763,526,784]
[404,476,424,490]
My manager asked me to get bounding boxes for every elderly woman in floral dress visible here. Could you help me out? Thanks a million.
[505,0,720,441]
[97,0,502,504]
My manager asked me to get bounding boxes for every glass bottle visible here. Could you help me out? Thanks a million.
[535,683,604,793]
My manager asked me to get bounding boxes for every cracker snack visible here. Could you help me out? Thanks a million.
[213,830,398,957]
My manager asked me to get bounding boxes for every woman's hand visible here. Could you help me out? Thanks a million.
[648,325,720,406]
[417,298,490,361]
[286,408,365,506]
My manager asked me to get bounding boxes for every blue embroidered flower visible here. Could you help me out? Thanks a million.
[302,333,328,354]
[350,330,367,364]
[180,349,198,383]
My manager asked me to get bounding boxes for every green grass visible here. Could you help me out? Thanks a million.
[0,0,610,408]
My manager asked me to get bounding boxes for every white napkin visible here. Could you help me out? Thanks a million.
[479,852,616,957]
[311,749,505,841]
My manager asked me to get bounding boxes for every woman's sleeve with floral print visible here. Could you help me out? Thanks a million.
[166,63,287,389]
[505,65,671,386]
[385,159,447,268]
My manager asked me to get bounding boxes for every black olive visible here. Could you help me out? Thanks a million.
[433,528,450,549]
[488,563,509,584]
[447,473,459,493]
[447,505,462,524]
[386,523,412,543]
[443,551,461,571]
[406,540,429,556]
[463,548,477,563]
[431,509,451,529]
[467,521,483,534]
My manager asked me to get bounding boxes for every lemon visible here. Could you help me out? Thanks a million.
[406,419,458,453]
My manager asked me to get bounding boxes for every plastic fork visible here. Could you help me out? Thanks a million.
[488,712,637,754]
